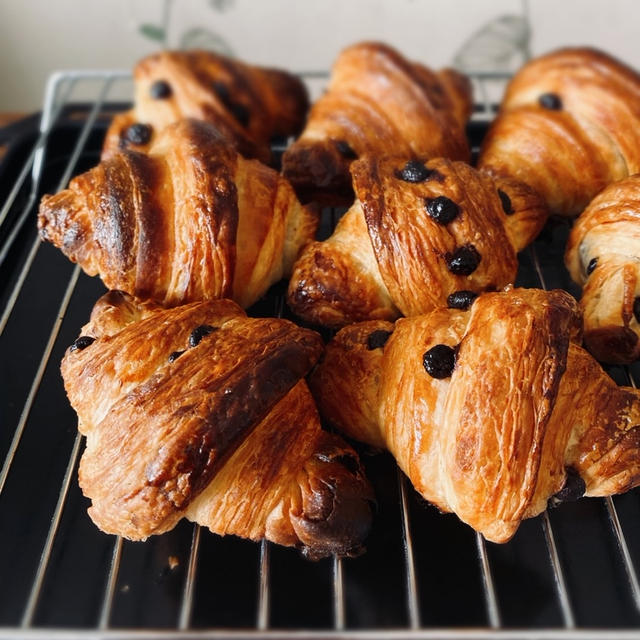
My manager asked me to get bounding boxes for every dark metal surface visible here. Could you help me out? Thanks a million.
[1,84,640,638]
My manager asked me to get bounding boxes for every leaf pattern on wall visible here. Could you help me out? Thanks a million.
[208,0,234,11]
[138,23,166,43]
[453,14,531,72]
[180,27,233,55]
[135,0,235,55]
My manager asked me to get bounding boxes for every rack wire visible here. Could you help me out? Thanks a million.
[1,69,640,639]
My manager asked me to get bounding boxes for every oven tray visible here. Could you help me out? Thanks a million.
[1,70,640,639]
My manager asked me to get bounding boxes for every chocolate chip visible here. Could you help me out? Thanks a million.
[446,245,481,275]
[538,93,562,110]
[551,468,586,505]
[447,290,478,310]
[497,189,514,215]
[426,196,460,225]
[422,344,457,379]
[634,297,640,324]
[396,160,431,183]
[367,330,392,350]
[188,325,216,348]
[168,350,185,363]
[69,336,95,352]
[150,79,172,99]
[334,139,357,159]
[230,102,250,127]
[337,454,360,475]
[587,257,598,276]
[123,123,152,145]
[211,81,250,127]
[212,81,230,102]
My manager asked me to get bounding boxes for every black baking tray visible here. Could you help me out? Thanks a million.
[1,105,640,635]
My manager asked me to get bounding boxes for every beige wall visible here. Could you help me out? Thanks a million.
[1,0,639,112]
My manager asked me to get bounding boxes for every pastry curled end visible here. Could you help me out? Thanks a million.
[565,174,640,363]
[287,155,547,328]
[287,202,400,329]
[291,435,374,560]
[311,287,640,543]
[478,47,640,217]
[63,292,372,557]
[282,41,471,205]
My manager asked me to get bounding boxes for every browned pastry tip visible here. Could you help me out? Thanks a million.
[478,47,640,217]
[61,291,373,556]
[39,118,318,309]
[286,201,401,329]
[290,432,374,559]
[80,289,166,337]
[102,49,309,164]
[565,174,640,363]
[282,41,472,205]
[287,155,547,328]
[311,287,640,543]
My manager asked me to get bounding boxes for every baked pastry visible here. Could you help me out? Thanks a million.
[478,47,640,217]
[310,287,640,543]
[61,291,373,559]
[282,41,473,205]
[566,175,640,363]
[38,119,318,309]
[102,49,309,164]
[287,155,547,328]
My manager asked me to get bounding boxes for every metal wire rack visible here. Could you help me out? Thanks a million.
[1,69,640,640]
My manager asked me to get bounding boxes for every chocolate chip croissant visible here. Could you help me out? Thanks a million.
[61,291,373,559]
[565,175,640,363]
[102,49,309,164]
[310,287,640,543]
[38,118,318,309]
[287,155,547,328]
[282,41,473,205]
[478,47,640,217]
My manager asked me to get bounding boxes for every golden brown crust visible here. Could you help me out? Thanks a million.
[282,42,472,205]
[287,156,547,328]
[478,47,640,217]
[62,292,372,556]
[39,119,318,308]
[102,49,309,164]
[436,68,474,127]
[311,287,640,543]
[565,174,640,363]
[435,289,576,542]
[308,320,395,449]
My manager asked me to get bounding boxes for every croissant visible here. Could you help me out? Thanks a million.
[309,287,640,543]
[478,47,640,217]
[102,49,309,164]
[38,118,318,309]
[60,290,373,559]
[287,155,547,328]
[565,175,640,363]
[281,41,473,205]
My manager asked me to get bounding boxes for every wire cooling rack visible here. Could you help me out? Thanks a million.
[1,69,640,639]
